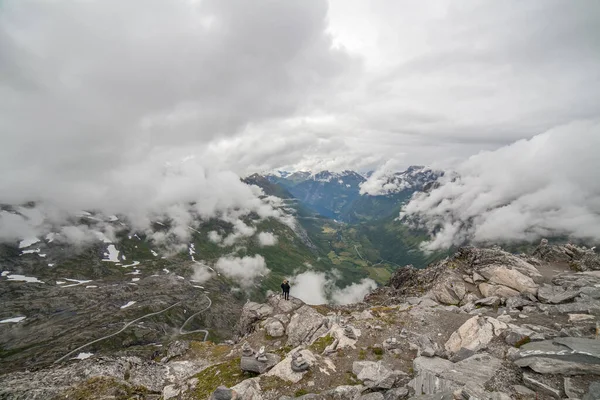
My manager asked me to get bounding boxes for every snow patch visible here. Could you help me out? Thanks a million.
[122,261,140,268]
[48,263,55,267]
[108,215,119,222]
[0,316,26,323]
[120,301,136,309]
[150,250,158,257]
[102,245,120,262]
[61,278,92,287]
[74,352,93,360]
[1,271,10,277]
[21,248,41,255]
[131,278,140,282]
[86,285,98,288]
[6,274,44,283]
[45,232,57,243]
[19,237,40,248]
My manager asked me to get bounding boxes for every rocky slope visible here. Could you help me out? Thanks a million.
[1,240,599,399]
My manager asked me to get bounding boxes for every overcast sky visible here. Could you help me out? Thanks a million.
[1,0,600,245]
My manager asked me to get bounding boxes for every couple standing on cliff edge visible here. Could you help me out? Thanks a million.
[281,280,290,300]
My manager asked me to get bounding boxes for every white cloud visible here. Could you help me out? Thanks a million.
[402,121,600,250]
[331,278,378,305]
[191,262,215,283]
[215,254,269,287]
[208,231,222,243]
[288,270,376,305]
[257,232,278,246]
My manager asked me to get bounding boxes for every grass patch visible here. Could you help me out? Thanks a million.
[259,375,287,391]
[193,358,256,399]
[189,341,231,361]
[358,349,366,360]
[370,346,384,356]
[309,334,335,354]
[310,304,330,315]
[514,336,531,348]
[295,389,310,397]
[57,376,151,400]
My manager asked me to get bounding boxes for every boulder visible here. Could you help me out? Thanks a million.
[479,266,538,295]
[267,295,304,314]
[240,352,280,374]
[505,296,533,310]
[286,306,327,347]
[522,373,562,398]
[237,302,274,335]
[430,273,467,305]
[415,335,440,358]
[583,382,600,400]
[384,387,408,400]
[444,316,507,355]
[230,378,263,400]
[474,296,501,308]
[264,318,285,338]
[512,385,536,397]
[514,337,600,375]
[322,385,365,400]
[538,284,580,304]
[352,361,397,390]
[478,283,520,299]
[409,354,503,398]
[210,386,235,400]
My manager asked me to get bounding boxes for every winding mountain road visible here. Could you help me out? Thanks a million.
[178,294,212,341]
[54,295,212,364]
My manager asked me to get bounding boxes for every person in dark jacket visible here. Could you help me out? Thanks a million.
[281,280,290,300]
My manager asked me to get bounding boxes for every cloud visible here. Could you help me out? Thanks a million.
[257,232,278,246]
[0,0,353,241]
[288,270,376,305]
[191,262,215,284]
[401,121,600,250]
[331,278,378,305]
[215,254,269,287]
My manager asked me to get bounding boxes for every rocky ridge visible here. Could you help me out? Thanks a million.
[1,240,599,399]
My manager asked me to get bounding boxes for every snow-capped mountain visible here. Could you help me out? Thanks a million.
[359,166,444,196]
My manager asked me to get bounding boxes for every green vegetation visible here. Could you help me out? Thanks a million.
[259,375,288,391]
[194,358,256,400]
[514,336,531,348]
[309,334,335,354]
[294,389,310,397]
[56,376,151,400]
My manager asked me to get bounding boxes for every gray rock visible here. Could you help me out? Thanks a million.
[322,385,365,400]
[505,296,533,310]
[564,377,584,399]
[407,392,454,400]
[353,361,397,390]
[583,382,600,400]
[384,387,409,400]
[538,284,580,304]
[165,340,190,360]
[448,347,475,363]
[240,353,280,374]
[479,266,539,295]
[419,298,440,308]
[522,372,562,398]
[488,393,511,400]
[359,393,385,400]
[416,335,439,357]
[409,354,503,399]
[237,302,274,335]
[230,378,263,400]
[286,305,327,347]
[291,351,310,372]
[504,330,530,347]
[444,316,507,355]
[474,296,501,308]
[210,386,234,400]
[514,337,600,375]
[479,283,521,299]
[430,272,467,305]
[512,384,536,396]
[264,318,285,337]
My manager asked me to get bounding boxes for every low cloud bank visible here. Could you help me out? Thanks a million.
[289,270,376,305]
[258,232,278,246]
[401,121,600,251]
[215,254,269,287]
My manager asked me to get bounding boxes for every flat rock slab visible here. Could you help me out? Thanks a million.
[410,354,502,398]
[538,284,580,304]
[514,337,600,375]
[265,348,316,383]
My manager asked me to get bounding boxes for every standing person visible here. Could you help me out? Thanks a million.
[281,280,290,300]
